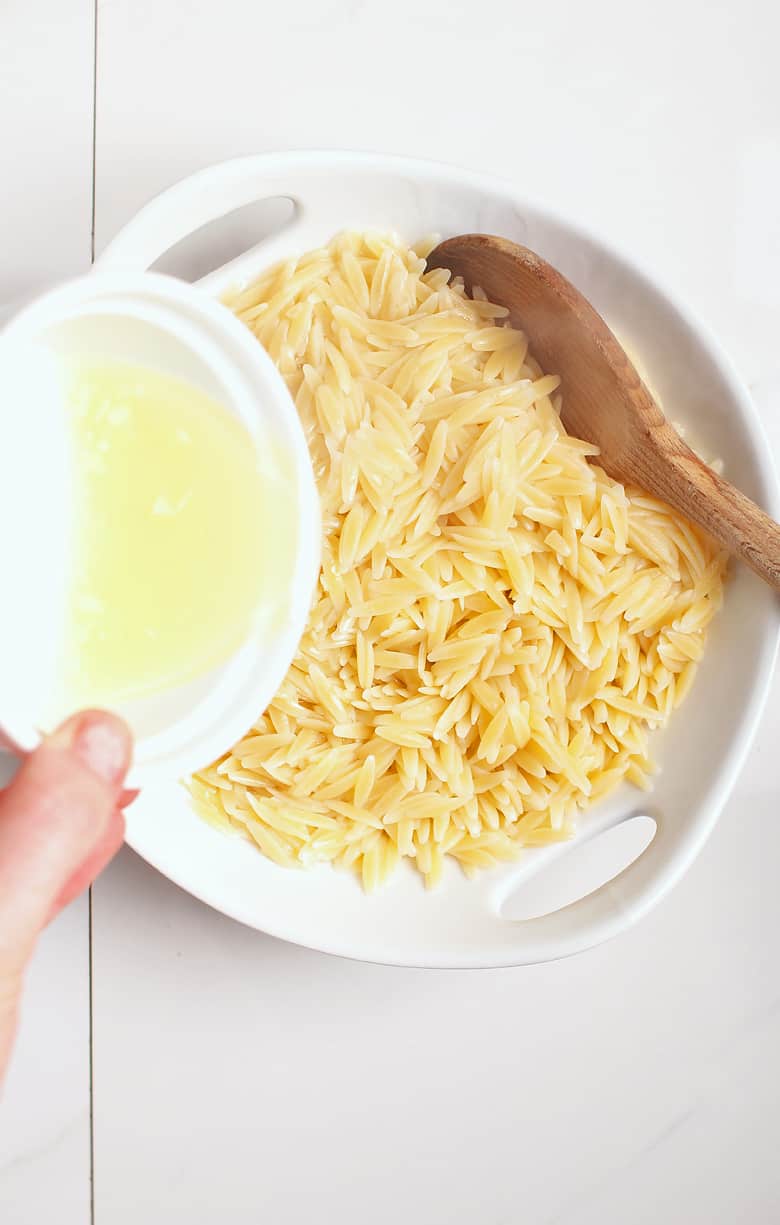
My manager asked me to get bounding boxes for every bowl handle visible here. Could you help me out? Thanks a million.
[96,157,311,275]
[482,807,678,964]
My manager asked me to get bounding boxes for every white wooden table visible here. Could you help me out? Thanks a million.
[2,2,779,1221]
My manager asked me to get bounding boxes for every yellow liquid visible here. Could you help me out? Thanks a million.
[64,360,295,709]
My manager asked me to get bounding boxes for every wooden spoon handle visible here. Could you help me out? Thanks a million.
[648,448,780,591]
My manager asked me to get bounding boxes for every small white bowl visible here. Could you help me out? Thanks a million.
[95,152,780,966]
[0,272,320,786]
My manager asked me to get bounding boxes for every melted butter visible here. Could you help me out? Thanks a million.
[63,360,295,709]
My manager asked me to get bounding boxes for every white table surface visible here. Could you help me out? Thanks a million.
[2,1,779,1221]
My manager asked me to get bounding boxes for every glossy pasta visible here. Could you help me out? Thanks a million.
[190,231,726,889]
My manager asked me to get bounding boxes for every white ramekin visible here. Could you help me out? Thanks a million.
[0,271,320,786]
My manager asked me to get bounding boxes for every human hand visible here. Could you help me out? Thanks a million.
[0,711,133,1083]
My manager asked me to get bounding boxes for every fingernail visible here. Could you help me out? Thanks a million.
[72,716,131,785]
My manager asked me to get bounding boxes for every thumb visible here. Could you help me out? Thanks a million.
[0,711,132,964]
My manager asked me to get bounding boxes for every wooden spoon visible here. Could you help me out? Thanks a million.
[427,234,780,591]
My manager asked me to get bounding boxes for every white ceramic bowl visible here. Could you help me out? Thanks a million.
[98,151,780,967]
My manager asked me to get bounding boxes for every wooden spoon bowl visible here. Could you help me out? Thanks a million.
[427,234,780,591]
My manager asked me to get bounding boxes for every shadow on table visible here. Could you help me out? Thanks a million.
[92,845,308,963]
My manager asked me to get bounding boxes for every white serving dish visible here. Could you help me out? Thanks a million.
[98,150,780,967]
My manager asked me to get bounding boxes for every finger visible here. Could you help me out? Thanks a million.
[0,711,132,967]
[48,782,138,919]
[0,727,24,756]
[47,807,126,922]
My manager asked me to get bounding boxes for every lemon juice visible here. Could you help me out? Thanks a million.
[63,359,296,710]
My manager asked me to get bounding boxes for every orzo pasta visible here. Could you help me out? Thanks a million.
[189,231,726,890]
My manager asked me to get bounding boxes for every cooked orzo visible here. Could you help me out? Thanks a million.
[189,231,726,890]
